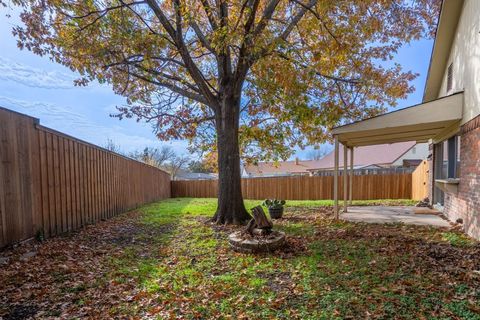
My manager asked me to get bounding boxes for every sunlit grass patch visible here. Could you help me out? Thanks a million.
[53,197,477,319]
[276,221,315,235]
[442,231,477,247]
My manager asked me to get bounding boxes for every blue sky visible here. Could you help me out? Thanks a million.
[0,9,434,160]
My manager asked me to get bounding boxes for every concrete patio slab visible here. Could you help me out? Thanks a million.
[341,206,451,227]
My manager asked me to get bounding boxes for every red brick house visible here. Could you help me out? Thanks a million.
[331,0,480,239]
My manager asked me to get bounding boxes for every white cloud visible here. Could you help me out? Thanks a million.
[0,57,77,89]
[103,103,122,116]
[0,96,190,155]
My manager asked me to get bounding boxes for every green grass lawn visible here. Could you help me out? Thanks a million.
[1,198,479,319]
[119,198,479,319]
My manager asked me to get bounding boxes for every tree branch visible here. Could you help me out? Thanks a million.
[252,0,281,37]
[145,111,214,126]
[290,0,341,46]
[277,0,318,41]
[134,64,202,93]
[145,0,218,108]
[243,0,260,35]
[124,69,209,105]
[60,1,145,20]
[199,0,218,30]
[189,20,215,54]
[119,0,160,36]
[276,52,362,84]
[218,0,233,83]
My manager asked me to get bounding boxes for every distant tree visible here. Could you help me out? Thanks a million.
[129,145,189,179]
[188,160,212,173]
[129,147,153,163]
[307,148,330,161]
[129,146,176,166]
[104,139,122,154]
[153,146,177,165]
[163,155,190,180]
[203,151,218,173]
[11,0,440,224]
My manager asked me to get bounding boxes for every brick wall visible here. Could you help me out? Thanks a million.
[443,116,480,239]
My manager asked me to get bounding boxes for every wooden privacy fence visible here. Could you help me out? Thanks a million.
[411,160,429,200]
[172,173,414,200]
[0,107,171,248]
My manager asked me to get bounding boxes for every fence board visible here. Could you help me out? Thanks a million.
[172,173,413,200]
[0,107,171,248]
[172,174,412,200]
[46,132,55,236]
[2,111,23,244]
[0,115,7,247]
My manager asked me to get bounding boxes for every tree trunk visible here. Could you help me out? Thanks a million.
[212,95,251,224]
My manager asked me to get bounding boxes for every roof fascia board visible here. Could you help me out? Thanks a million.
[332,92,463,135]
[423,0,464,102]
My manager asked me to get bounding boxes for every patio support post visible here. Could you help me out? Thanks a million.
[343,144,348,212]
[334,135,339,219]
[349,147,354,205]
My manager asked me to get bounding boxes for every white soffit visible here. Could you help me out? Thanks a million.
[332,92,464,147]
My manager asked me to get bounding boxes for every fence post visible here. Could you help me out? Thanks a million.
[334,135,339,219]
[343,144,348,212]
[349,147,354,205]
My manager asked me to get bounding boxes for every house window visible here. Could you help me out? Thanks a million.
[436,135,460,180]
[456,135,461,176]
[433,136,460,206]
[445,136,460,178]
[447,63,453,92]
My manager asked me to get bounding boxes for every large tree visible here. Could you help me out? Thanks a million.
[7,0,439,224]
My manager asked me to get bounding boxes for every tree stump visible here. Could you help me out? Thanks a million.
[246,206,272,235]
[229,205,286,253]
[228,231,286,253]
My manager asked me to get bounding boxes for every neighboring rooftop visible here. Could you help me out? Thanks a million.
[243,158,320,176]
[309,141,417,170]
[175,169,218,180]
[243,141,420,176]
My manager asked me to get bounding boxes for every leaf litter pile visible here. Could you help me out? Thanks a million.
[1,198,479,319]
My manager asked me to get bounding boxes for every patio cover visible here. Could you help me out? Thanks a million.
[332,92,464,147]
[330,92,464,218]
